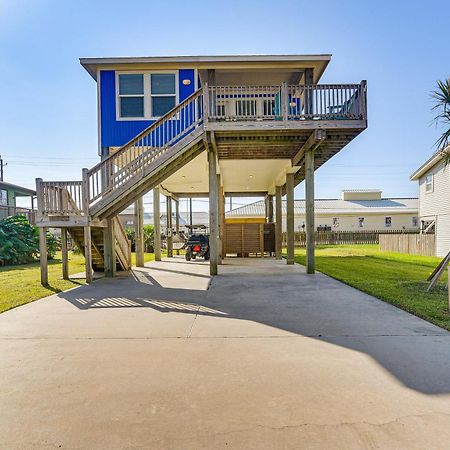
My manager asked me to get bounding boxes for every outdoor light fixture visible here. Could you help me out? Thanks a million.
[290,102,297,107]
[249,175,254,179]
[182,175,186,179]
[182,79,191,85]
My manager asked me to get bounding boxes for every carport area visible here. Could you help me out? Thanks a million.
[2,256,450,449]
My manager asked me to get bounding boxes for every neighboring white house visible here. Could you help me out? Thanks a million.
[226,190,419,232]
[411,147,450,256]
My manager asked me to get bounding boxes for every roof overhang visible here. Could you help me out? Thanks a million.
[0,181,35,196]
[80,54,331,83]
[410,146,449,181]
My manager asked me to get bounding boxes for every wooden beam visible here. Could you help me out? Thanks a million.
[292,129,326,167]
[135,197,144,267]
[61,228,69,280]
[166,195,173,258]
[84,226,93,283]
[305,148,315,274]
[103,218,116,277]
[153,187,161,261]
[175,199,180,255]
[217,174,222,265]
[208,137,219,276]
[39,227,48,286]
[286,173,295,265]
[275,186,283,260]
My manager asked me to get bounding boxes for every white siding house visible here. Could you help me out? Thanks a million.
[411,147,450,256]
[227,190,419,232]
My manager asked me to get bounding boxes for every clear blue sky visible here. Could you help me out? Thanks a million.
[0,0,448,211]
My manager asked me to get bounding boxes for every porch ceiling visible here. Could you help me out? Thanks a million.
[160,152,293,196]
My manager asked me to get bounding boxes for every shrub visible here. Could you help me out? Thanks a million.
[124,225,154,253]
[0,215,58,266]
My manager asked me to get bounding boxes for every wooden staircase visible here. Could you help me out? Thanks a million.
[67,217,131,271]
[36,88,205,274]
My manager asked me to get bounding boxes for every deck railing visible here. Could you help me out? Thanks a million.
[86,88,204,206]
[206,82,367,121]
[37,180,84,216]
[0,205,36,224]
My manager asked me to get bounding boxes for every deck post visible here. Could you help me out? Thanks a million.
[39,227,48,286]
[135,197,144,267]
[103,218,116,277]
[166,195,173,257]
[153,187,161,261]
[275,186,283,260]
[84,225,93,283]
[305,148,315,274]
[61,228,69,280]
[208,142,218,276]
[175,199,180,255]
[286,173,295,265]
[217,174,223,265]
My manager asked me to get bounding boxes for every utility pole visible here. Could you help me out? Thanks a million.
[0,155,6,182]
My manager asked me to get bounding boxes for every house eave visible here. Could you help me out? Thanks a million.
[410,145,450,181]
[80,54,332,82]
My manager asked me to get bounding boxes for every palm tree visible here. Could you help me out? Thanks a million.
[431,78,450,155]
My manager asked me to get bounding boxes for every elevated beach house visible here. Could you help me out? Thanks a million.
[35,54,367,283]
[410,145,450,256]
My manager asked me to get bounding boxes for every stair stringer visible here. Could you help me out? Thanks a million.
[90,127,206,220]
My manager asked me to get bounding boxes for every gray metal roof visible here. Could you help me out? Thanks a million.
[227,198,418,217]
[0,181,35,196]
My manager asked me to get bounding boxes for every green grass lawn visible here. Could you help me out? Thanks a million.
[290,244,450,331]
[0,251,157,314]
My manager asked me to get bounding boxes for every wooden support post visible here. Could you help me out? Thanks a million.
[61,228,69,280]
[305,148,315,274]
[39,227,48,286]
[275,186,283,260]
[448,264,450,310]
[166,195,173,257]
[217,174,223,265]
[220,186,226,261]
[103,218,116,277]
[267,195,274,223]
[208,143,218,276]
[84,226,93,283]
[175,200,180,255]
[135,197,144,267]
[153,187,161,261]
[286,173,295,265]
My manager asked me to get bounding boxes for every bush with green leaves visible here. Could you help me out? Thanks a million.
[125,224,154,253]
[0,215,58,266]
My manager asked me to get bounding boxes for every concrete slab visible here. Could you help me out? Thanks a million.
[1,256,450,449]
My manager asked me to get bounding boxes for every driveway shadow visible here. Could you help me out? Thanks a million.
[57,262,450,395]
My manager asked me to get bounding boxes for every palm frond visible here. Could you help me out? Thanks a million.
[431,78,450,150]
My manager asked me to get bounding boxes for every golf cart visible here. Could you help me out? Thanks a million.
[184,225,210,261]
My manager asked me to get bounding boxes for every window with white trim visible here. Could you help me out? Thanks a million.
[385,216,392,228]
[0,189,7,206]
[118,74,145,118]
[425,174,433,193]
[412,216,418,227]
[117,72,178,120]
[358,217,364,228]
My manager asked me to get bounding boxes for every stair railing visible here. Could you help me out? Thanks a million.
[114,216,132,269]
[86,88,204,207]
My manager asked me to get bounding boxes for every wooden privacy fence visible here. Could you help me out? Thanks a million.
[379,234,435,256]
[282,230,420,247]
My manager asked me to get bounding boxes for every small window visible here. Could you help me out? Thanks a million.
[150,74,176,117]
[263,99,276,116]
[332,217,339,228]
[358,217,364,228]
[385,217,392,228]
[0,189,7,206]
[425,174,433,193]
[412,216,418,227]
[118,74,144,118]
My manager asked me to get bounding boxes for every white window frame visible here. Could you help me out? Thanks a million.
[115,70,179,121]
[425,173,434,193]
[385,216,392,228]
[358,217,364,228]
[412,216,419,227]
[0,189,7,206]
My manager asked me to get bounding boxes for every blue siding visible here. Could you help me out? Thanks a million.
[100,69,196,148]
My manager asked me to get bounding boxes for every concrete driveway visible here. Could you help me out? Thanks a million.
[1,257,450,449]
